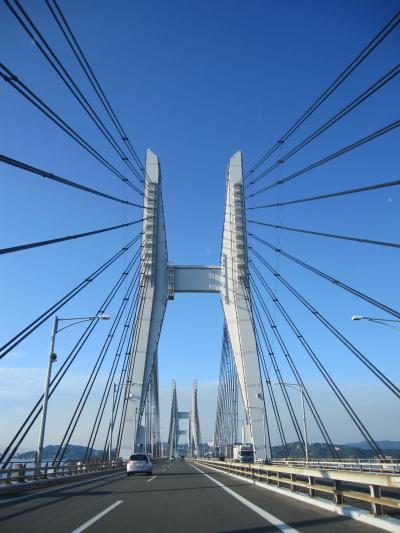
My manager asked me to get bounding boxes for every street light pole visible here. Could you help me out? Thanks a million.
[109,383,117,462]
[299,384,309,462]
[36,314,110,472]
[36,315,58,470]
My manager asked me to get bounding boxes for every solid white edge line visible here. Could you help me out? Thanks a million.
[190,463,300,533]
[204,464,400,533]
[71,500,123,533]
[147,475,157,482]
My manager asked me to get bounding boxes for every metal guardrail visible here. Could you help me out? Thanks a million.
[270,459,400,474]
[197,459,400,517]
[0,460,125,485]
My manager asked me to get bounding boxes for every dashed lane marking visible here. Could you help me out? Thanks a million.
[71,500,123,533]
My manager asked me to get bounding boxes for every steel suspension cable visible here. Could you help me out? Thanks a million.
[0,154,143,207]
[252,299,306,450]
[249,260,385,459]
[215,328,239,452]
[252,306,294,456]
[250,249,400,400]
[107,311,141,461]
[92,274,141,461]
[86,235,151,460]
[247,63,400,187]
[95,302,139,462]
[0,63,143,196]
[248,178,400,210]
[251,278,337,457]
[45,0,145,175]
[5,0,143,186]
[248,118,400,198]
[0,238,143,467]
[249,234,400,319]
[249,220,400,249]
[255,329,289,458]
[0,219,143,255]
[214,333,227,447]
[86,233,151,460]
[244,10,400,179]
[0,234,141,360]
[224,332,239,448]
[215,337,227,449]
[54,258,141,464]
[114,261,152,456]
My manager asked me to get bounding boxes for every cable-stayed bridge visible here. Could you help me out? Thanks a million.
[166,380,202,460]
[0,2,399,532]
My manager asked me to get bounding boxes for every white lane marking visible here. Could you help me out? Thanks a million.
[191,463,300,533]
[71,500,123,533]
[147,475,157,483]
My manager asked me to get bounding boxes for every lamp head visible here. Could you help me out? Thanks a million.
[351,315,363,321]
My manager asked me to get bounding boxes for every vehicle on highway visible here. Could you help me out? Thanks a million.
[233,443,254,463]
[127,453,152,476]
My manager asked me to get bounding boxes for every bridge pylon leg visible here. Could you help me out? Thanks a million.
[120,149,168,458]
[220,151,270,460]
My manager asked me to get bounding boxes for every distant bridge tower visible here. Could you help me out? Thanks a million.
[189,380,202,458]
[167,380,179,459]
[120,149,268,460]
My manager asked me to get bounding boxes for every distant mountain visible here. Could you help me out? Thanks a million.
[271,441,400,459]
[15,444,103,461]
[345,440,400,451]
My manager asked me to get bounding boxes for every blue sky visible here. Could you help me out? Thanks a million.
[1,0,399,450]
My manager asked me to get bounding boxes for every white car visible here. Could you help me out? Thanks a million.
[127,453,153,476]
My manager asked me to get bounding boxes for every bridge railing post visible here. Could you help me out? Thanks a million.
[369,484,383,516]
[333,480,343,505]
[5,468,12,484]
[16,463,26,483]
[308,476,316,497]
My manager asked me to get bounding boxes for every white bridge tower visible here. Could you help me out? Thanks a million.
[120,149,268,459]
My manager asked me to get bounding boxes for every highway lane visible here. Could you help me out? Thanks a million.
[0,460,382,532]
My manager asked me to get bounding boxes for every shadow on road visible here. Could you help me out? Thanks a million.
[0,473,247,524]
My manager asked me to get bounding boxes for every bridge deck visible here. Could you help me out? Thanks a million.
[0,460,379,533]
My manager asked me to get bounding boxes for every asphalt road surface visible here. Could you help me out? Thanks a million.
[0,460,382,532]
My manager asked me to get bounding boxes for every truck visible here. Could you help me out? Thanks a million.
[233,443,255,463]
